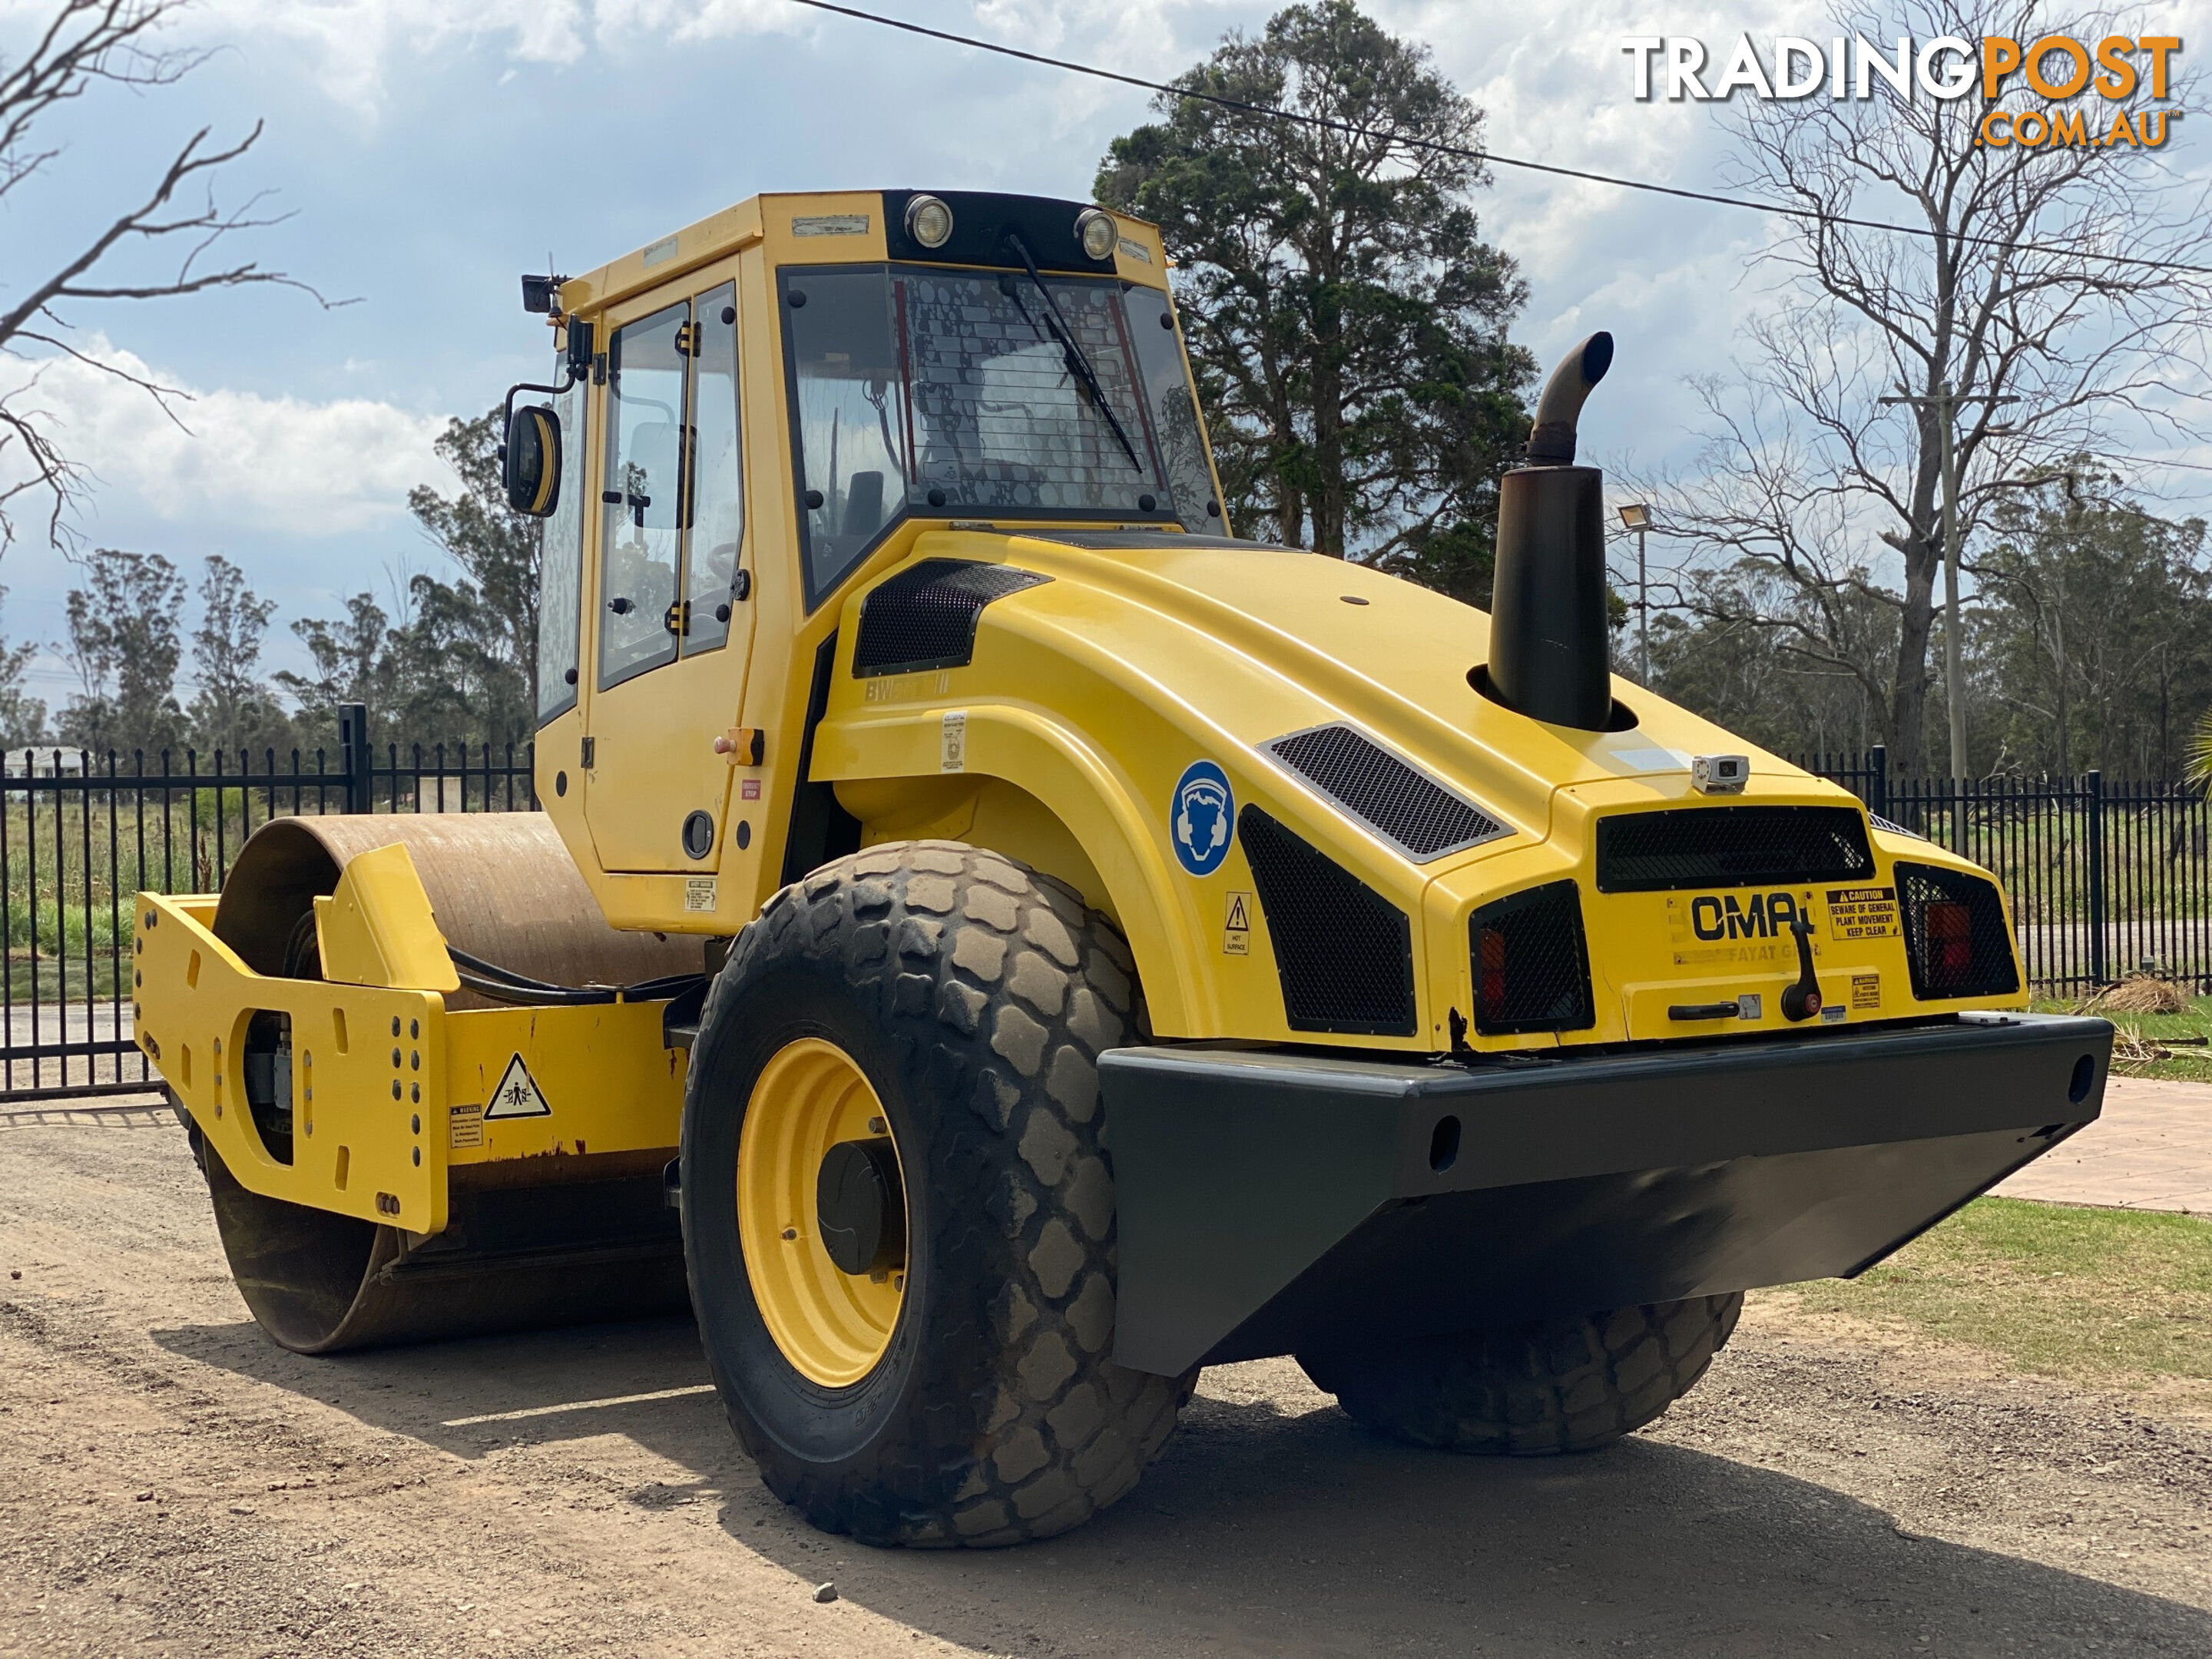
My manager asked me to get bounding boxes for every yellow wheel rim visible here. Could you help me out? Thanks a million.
[738,1037,907,1388]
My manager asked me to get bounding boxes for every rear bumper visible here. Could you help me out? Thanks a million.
[1101,1013,2111,1376]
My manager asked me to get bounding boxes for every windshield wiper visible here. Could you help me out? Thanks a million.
[1000,233,1146,477]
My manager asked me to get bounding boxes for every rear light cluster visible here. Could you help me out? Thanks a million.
[1470,880,1595,1036]
[1897,863,2019,1001]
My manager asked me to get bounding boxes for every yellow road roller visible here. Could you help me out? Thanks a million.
[133,188,2111,1548]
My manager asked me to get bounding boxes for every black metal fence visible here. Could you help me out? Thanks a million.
[1794,746,2212,998]
[0,704,534,1103]
[2,717,2203,1104]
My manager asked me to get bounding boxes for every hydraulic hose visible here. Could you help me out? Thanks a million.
[445,943,704,1008]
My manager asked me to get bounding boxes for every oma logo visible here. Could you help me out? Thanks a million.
[1690,890,1804,941]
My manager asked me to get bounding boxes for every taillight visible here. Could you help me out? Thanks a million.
[1927,899,1973,990]
[1896,863,2019,1002]
[1478,926,1507,1013]
[1469,881,1594,1035]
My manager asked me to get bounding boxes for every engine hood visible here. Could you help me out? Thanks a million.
[975,528,1833,840]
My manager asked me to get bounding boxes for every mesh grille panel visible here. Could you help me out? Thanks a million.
[1266,725,1505,862]
[1897,862,2019,1001]
[1596,806,1874,892]
[852,559,1050,677]
[1471,881,1595,1035]
[1237,806,1416,1035]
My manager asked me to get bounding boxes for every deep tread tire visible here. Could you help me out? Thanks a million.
[1300,1294,1742,1455]
[682,840,1193,1547]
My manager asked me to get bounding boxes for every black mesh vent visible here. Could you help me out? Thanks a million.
[1897,862,2019,1001]
[852,559,1051,677]
[1237,806,1416,1036]
[1471,881,1595,1036]
[1595,806,1874,892]
[1266,725,1506,863]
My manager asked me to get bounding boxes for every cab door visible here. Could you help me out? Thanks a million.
[583,276,757,872]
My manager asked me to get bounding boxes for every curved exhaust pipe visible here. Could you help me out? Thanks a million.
[1484,331,1617,730]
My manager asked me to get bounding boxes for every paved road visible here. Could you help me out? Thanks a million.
[1997,1075,2212,1214]
[0,999,151,1097]
[2016,921,2212,985]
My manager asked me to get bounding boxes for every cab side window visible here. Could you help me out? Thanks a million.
[684,282,742,655]
[536,379,588,721]
[600,302,687,687]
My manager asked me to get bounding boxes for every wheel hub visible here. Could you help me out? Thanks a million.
[816,1138,906,1277]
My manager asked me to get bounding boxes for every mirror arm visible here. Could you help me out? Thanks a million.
[501,364,581,436]
[499,318,594,435]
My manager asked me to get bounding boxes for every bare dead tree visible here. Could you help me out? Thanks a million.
[1645,0,2212,773]
[0,0,320,550]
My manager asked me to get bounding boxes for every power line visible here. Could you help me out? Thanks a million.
[783,0,2212,281]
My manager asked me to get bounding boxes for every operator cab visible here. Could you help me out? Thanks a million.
[497,190,1227,916]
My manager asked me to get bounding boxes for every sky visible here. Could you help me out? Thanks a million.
[0,0,2206,717]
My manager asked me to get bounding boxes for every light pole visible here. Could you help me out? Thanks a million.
[1877,384,2016,783]
[1617,502,1653,682]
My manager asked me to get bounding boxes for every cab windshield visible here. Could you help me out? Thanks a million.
[780,263,1218,604]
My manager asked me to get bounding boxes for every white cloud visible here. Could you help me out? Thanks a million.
[0,338,449,537]
[121,0,1209,113]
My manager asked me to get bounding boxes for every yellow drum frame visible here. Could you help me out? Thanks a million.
[738,1037,909,1387]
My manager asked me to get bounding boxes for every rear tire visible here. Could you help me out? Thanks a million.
[1298,1294,1741,1454]
[682,840,1191,1547]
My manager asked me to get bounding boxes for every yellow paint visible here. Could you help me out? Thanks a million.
[128,182,2031,1250]
[131,889,688,1234]
[134,892,446,1233]
[738,1036,905,1388]
[312,843,460,992]
[537,190,1204,940]
[442,1001,684,1165]
[518,185,2022,1060]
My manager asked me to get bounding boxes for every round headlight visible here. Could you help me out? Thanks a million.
[1076,208,1117,262]
[906,195,954,250]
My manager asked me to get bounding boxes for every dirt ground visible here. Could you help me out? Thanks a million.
[3,1111,2209,1658]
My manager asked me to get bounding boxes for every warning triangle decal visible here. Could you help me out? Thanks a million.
[485,1053,552,1120]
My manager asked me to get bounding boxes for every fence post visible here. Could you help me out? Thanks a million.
[1867,745,1887,820]
[338,704,373,815]
[2085,769,2106,987]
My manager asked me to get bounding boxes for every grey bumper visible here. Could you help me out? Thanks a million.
[1101,1013,2111,1376]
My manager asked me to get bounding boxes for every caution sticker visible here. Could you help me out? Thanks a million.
[941,710,968,773]
[485,1054,551,1120]
[449,1101,484,1149]
[1223,890,1253,956]
[685,876,717,913]
[1826,886,1900,941]
[1851,972,1882,1010]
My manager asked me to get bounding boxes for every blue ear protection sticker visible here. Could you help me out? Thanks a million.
[1171,760,1234,876]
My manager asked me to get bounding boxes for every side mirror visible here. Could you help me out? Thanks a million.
[503,403,561,518]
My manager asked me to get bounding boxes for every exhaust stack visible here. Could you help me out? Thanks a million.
[1485,332,1615,730]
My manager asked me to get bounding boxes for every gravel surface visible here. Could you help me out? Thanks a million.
[2,1113,2208,1657]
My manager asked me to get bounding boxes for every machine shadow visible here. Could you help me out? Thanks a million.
[151,1310,732,1471]
[732,1380,2212,1658]
[151,1323,2212,1656]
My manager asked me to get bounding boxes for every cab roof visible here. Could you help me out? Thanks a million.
[555,189,1170,319]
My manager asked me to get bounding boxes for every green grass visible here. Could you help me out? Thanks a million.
[2032,992,2212,1082]
[1780,1197,2212,1404]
